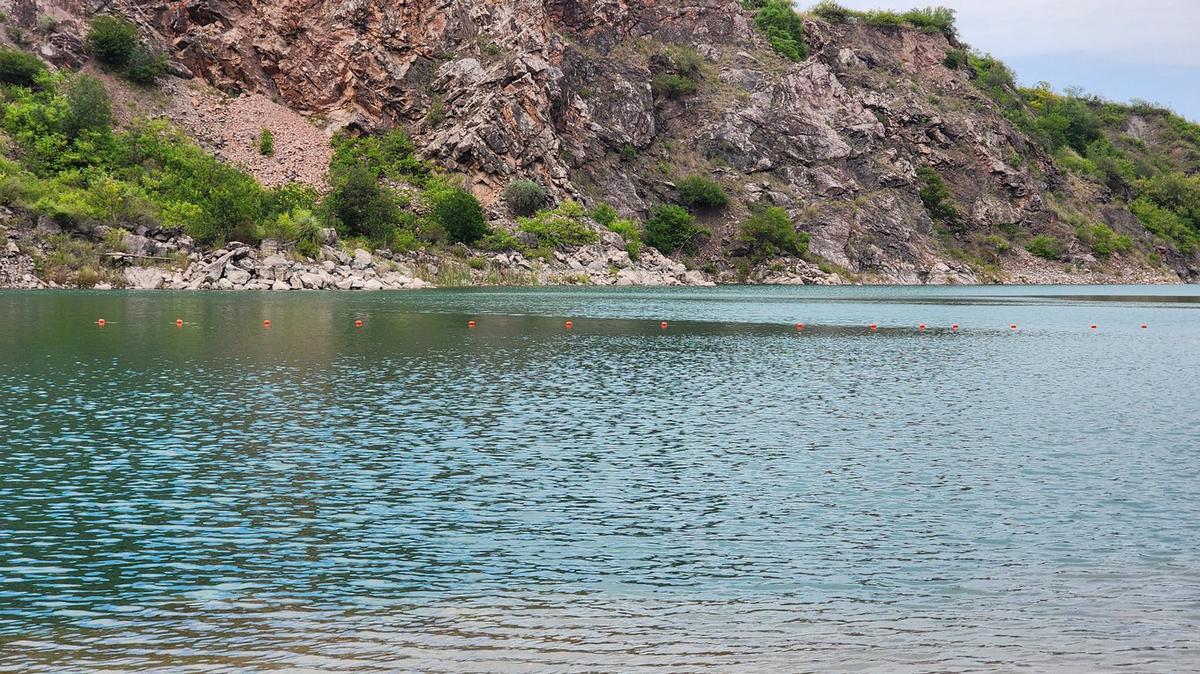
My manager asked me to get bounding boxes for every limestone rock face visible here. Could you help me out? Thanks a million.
[83,0,1195,282]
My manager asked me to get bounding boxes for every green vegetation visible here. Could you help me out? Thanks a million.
[0,47,46,87]
[503,179,547,216]
[645,204,706,252]
[1025,234,1064,261]
[675,175,729,211]
[740,205,808,258]
[1075,221,1132,260]
[86,16,138,65]
[430,187,488,244]
[258,128,274,156]
[323,163,398,242]
[651,46,706,100]
[810,2,958,40]
[86,16,165,85]
[607,217,643,260]
[330,129,430,185]
[942,48,967,70]
[964,50,1200,254]
[749,0,808,62]
[0,72,304,245]
[916,167,962,232]
[590,203,618,227]
[517,200,599,247]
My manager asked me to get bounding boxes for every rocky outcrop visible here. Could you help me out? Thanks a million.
[20,0,1198,283]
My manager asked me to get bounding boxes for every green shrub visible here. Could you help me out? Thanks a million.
[985,234,1011,253]
[258,128,275,156]
[1075,222,1132,260]
[606,217,644,260]
[651,74,698,99]
[479,228,524,252]
[751,0,807,61]
[741,205,808,258]
[431,187,488,244]
[675,175,729,211]
[1130,198,1198,252]
[645,203,706,252]
[943,48,967,70]
[517,200,599,247]
[323,164,399,242]
[0,47,46,87]
[123,45,167,85]
[503,179,547,216]
[87,16,139,66]
[591,203,618,227]
[619,143,637,162]
[1026,234,1065,260]
[330,129,429,185]
[917,166,961,231]
[810,2,957,39]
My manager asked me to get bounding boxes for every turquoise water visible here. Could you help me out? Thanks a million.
[1,286,1198,672]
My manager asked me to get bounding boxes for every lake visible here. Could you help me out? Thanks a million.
[1,285,1198,672]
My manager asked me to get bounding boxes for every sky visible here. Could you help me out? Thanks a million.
[822,0,1200,121]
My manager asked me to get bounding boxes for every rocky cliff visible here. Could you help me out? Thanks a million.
[9,0,1200,285]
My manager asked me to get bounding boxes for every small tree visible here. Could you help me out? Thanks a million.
[645,204,706,252]
[740,205,808,259]
[323,164,398,242]
[124,45,167,85]
[87,16,139,66]
[65,75,114,137]
[1026,234,1064,261]
[432,188,488,244]
[503,179,547,216]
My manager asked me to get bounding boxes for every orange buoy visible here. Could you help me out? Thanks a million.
[355,320,364,328]
[263,320,271,328]
[951,324,960,331]
[1141,324,1148,329]
[1090,324,1098,330]
[1010,324,1018,330]
[869,323,878,332]
[468,320,477,329]
[660,321,669,330]
[176,319,184,328]
[565,321,574,330]
[795,322,805,331]
[97,319,106,327]
[918,324,927,331]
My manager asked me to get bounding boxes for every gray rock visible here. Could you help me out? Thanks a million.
[352,248,374,270]
[124,267,165,290]
[271,280,291,291]
[363,278,384,291]
[225,266,253,286]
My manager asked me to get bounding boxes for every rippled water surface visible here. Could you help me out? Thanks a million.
[1,286,1199,673]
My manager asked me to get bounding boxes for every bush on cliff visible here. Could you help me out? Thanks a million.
[740,205,808,258]
[86,16,139,66]
[675,175,729,211]
[753,1,808,62]
[0,47,47,87]
[645,204,707,253]
[331,128,430,186]
[504,179,547,216]
[810,2,958,40]
[1025,234,1064,261]
[917,167,962,232]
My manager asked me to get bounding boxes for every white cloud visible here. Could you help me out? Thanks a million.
[825,0,1200,67]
